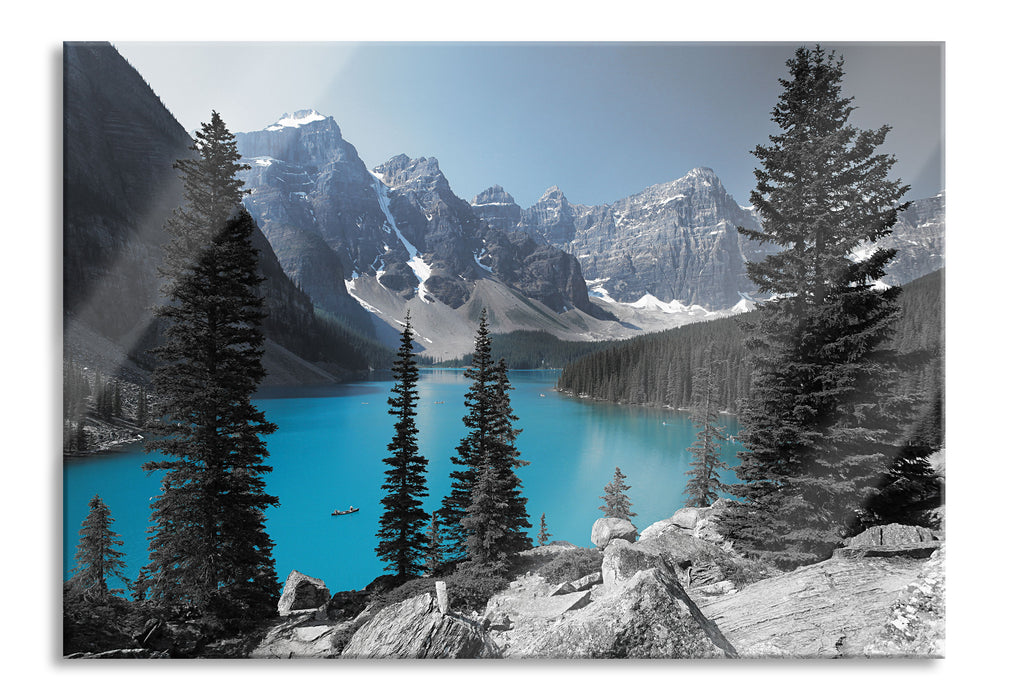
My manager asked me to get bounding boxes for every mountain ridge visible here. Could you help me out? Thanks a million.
[63,43,385,388]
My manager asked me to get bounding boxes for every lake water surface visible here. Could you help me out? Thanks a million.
[63,369,740,594]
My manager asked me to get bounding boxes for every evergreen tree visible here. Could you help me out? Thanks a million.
[136,386,148,427]
[95,373,113,420]
[484,359,532,554]
[720,46,914,569]
[375,313,430,579]
[537,513,551,547]
[683,358,728,507]
[440,311,532,562]
[74,421,89,452]
[69,494,128,600]
[460,459,510,569]
[63,361,90,421]
[141,111,279,619]
[438,309,496,558]
[599,466,636,522]
[111,380,123,419]
[424,514,442,575]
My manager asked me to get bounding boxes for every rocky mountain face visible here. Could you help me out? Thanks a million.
[63,44,362,385]
[236,116,603,348]
[473,168,767,309]
[475,171,945,310]
[873,191,945,287]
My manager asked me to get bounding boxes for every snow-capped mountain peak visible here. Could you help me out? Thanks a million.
[264,109,328,132]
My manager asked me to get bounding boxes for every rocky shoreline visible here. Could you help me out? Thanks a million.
[239,500,945,659]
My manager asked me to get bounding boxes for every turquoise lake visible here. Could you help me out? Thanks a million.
[63,369,740,594]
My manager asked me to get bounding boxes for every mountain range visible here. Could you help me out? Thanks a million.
[63,43,946,376]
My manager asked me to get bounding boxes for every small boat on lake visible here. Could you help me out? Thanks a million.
[332,506,359,516]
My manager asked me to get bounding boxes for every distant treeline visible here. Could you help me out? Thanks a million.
[557,268,944,419]
[428,330,620,370]
[307,309,396,372]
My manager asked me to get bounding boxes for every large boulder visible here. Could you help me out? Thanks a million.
[671,506,705,530]
[601,539,661,587]
[698,554,932,657]
[590,517,637,549]
[340,592,500,659]
[497,557,736,658]
[639,499,731,547]
[847,524,937,547]
[633,526,737,587]
[250,616,350,658]
[277,570,330,617]
[835,524,942,560]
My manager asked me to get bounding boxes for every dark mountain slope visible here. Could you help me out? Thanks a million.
[63,42,386,384]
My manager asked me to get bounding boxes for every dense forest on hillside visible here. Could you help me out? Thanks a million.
[428,330,619,370]
[558,269,944,423]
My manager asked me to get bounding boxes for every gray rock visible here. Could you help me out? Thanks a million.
[277,570,330,616]
[693,516,727,546]
[833,542,942,560]
[435,580,449,613]
[340,593,500,659]
[847,524,937,548]
[511,590,593,619]
[601,539,662,587]
[250,616,349,659]
[569,571,603,592]
[671,506,705,530]
[698,554,929,657]
[864,546,945,657]
[590,517,638,549]
[692,580,737,597]
[500,558,736,658]
[66,648,170,659]
[633,526,733,583]
[549,581,576,597]
[638,516,679,541]
[485,611,513,631]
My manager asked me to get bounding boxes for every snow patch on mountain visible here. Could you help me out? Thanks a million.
[369,171,433,303]
[265,109,327,132]
[627,293,715,315]
[474,248,493,273]
[731,297,756,314]
[344,278,383,315]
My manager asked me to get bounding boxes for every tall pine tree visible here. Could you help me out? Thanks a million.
[424,514,442,575]
[141,111,280,618]
[376,313,430,579]
[484,358,532,554]
[683,358,728,508]
[69,494,128,601]
[438,309,496,558]
[440,311,532,562]
[721,46,913,569]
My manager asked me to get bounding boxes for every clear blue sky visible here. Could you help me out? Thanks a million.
[116,41,942,210]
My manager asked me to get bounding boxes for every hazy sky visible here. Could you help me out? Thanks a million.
[116,41,943,210]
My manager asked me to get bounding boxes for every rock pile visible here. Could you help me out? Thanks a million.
[244,505,944,659]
